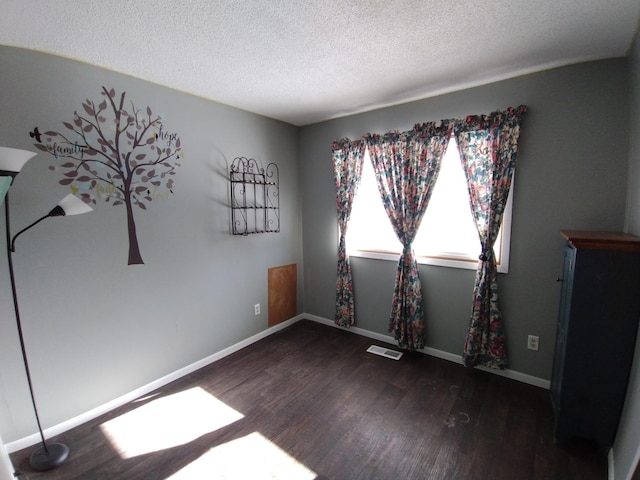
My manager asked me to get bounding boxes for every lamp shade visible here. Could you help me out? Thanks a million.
[0,147,37,174]
[56,193,93,216]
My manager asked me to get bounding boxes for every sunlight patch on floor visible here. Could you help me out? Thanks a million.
[100,387,244,459]
[166,431,317,480]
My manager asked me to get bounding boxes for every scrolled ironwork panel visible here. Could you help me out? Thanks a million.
[230,157,280,235]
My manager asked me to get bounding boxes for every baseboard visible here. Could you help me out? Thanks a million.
[608,447,614,480]
[5,312,549,453]
[5,315,303,454]
[304,314,551,390]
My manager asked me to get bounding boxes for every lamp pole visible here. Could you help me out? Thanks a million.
[4,194,70,471]
[1,148,90,471]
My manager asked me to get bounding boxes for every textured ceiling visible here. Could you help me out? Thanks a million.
[1,1,639,126]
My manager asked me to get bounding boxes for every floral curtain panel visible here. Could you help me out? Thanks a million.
[332,138,365,327]
[364,122,452,350]
[454,105,527,369]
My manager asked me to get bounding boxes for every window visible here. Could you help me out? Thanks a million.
[346,137,513,273]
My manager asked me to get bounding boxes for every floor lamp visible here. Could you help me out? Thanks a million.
[1,146,92,472]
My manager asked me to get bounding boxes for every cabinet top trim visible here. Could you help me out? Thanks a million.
[560,230,640,251]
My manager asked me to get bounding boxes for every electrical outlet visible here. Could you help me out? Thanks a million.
[254,304,260,315]
[527,335,539,351]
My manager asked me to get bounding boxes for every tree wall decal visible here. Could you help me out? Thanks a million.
[32,86,183,265]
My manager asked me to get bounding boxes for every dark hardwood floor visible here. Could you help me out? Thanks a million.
[11,320,606,479]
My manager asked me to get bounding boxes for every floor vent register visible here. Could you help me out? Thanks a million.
[366,345,403,360]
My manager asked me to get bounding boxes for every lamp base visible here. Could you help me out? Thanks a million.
[29,443,69,471]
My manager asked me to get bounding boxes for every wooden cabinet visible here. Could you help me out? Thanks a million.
[551,231,640,450]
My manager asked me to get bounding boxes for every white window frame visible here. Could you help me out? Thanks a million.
[345,143,514,274]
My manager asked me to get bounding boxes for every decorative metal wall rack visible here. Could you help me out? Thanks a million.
[230,157,280,235]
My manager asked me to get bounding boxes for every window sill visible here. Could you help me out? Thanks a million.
[347,249,509,273]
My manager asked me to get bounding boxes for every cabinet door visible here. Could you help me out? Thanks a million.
[552,246,640,448]
[550,246,575,416]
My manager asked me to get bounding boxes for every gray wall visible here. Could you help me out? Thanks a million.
[0,46,302,443]
[300,59,629,380]
[612,30,640,480]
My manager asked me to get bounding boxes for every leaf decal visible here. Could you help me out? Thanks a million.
[83,102,95,116]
